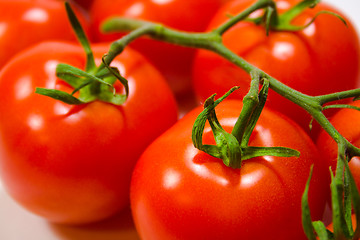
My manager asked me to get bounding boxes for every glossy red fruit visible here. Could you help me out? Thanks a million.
[0,41,178,224]
[131,100,328,240]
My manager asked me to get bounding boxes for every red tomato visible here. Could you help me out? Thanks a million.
[90,0,232,96]
[192,0,360,134]
[316,101,360,192]
[131,100,328,240]
[0,41,178,224]
[0,0,89,69]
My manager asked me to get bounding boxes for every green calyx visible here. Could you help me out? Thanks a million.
[35,2,128,105]
[302,146,360,240]
[247,0,346,34]
[192,74,300,169]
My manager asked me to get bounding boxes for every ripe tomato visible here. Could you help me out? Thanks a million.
[131,100,328,240]
[316,101,360,192]
[90,0,232,96]
[0,0,89,69]
[0,41,178,224]
[192,0,360,134]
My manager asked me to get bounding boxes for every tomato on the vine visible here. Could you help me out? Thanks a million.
[192,0,360,134]
[0,41,178,224]
[131,100,328,240]
[90,0,232,96]
[0,0,89,69]
[317,101,360,192]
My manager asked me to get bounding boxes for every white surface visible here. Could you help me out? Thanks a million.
[1,0,360,239]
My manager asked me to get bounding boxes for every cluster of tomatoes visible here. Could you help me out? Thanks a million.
[0,0,359,239]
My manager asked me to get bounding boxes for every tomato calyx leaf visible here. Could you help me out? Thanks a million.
[247,0,346,33]
[192,75,300,169]
[302,144,360,240]
[192,87,242,169]
[35,2,129,106]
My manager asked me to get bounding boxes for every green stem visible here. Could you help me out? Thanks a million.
[231,70,261,145]
[101,15,360,160]
[315,89,360,105]
[214,0,275,35]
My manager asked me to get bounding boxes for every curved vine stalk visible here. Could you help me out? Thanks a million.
[100,0,360,159]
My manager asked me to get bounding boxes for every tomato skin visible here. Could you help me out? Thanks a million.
[0,41,178,224]
[316,101,360,192]
[192,0,360,134]
[90,0,232,95]
[70,0,94,10]
[131,100,328,240]
[0,0,90,69]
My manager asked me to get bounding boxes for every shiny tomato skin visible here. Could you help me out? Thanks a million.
[0,41,178,224]
[90,0,232,95]
[131,100,328,240]
[0,0,89,69]
[193,0,360,134]
[316,101,360,192]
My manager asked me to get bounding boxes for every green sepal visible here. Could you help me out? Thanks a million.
[264,5,277,35]
[192,87,242,169]
[301,165,317,240]
[277,10,345,32]
[279,0,320,22]
[192,86,240,150]
[102,55,129,98]
[344,156,360,239]
[205,95,242,168]
[241,146,299,160]
[330,166,351,239]
[271,0,346,32]
[35,88,85,105]
[313,221,333,240]
[97,89,127,105]
[56,63,115,94]
[64,1,95,71]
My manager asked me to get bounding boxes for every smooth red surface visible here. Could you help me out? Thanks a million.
[131,100,328,240]
[317,101,360,192]
[0,0,89,69]
[193,0,360,135]
[0,41,178,224]
[90,0,232,95]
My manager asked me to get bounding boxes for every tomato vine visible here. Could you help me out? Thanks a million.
[36,0,360,238]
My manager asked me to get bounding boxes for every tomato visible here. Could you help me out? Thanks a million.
[90,0,232,96]
[131,100,328,240]
[316,101,360,192]
[0,41,178,224]
[0,0,90,69]
[192,0,360,135]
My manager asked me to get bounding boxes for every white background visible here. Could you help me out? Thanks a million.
[1,0,360,239]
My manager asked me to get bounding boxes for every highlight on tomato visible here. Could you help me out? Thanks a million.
[192,0,360,134]
[0,3,178,225]
[130,96,329,240]
[0,0,89,69]
[90,0,233,96]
